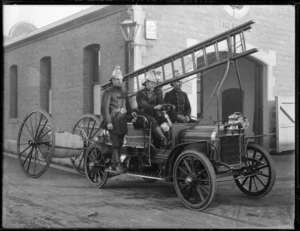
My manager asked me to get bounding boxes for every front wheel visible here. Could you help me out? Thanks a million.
[173,150,217,211]
[234,143,276,197]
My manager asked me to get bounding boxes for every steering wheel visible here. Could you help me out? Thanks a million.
[154,104,174,118]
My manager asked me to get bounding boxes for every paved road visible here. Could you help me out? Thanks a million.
[2,152,295,229]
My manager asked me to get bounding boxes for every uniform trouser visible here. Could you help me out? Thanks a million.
[168,111,198,123]
[168,111,186,123]
[109,132,125,163]
[139,112,167,129]
[138,112,167,142]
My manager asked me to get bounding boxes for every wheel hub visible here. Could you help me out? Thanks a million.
[185,175,195,185]
[89,162,96,168]
[242,165,259,175]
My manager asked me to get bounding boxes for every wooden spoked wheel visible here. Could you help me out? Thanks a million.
[70,114,102,175]
[234,143,276,197]
[84,143,109,188]
[173,150,217,211]
[17,109,55,178]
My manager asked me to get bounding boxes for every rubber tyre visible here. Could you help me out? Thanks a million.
[234,143,276,197]
[84,143,108,188]
[173,150,216,210]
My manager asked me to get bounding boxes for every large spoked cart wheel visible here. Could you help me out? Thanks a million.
[173,150,217,211]
[84,143,109,188]
[17,109,55,178]
[234,143,276,197]
[70,114,102,175]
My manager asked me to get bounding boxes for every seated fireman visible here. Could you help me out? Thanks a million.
[101,66,131,172]
[164,70,192,123]
[136,70,168,147]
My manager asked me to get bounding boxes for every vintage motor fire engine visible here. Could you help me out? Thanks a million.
[17,21,276,211]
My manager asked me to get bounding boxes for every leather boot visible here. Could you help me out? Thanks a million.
[111,148,120,164]
[106,148,119,171]
[152,126,167,148]
[112,148,125,173]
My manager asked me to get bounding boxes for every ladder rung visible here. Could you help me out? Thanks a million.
[162,64,166,81]
[233,35,236,54]
[181,55,185,74]
[191,50,196,70]
[136,75,140,91]
[227,34,233,58]
[240,30,246,52]
[203,47,207,66]
[214,42,220,61]
[171,59,175,77]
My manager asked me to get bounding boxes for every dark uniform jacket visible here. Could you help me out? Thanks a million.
[136,87,164,117]
[101,85,131,135]
[164,89,191,117]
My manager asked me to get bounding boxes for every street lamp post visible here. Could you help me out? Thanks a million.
[119,19,139,75]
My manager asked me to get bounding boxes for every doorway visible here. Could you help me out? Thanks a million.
[197,57,264,139]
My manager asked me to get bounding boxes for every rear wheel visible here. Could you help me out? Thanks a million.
[173,150,216,210]
[17,109,55,178]
[70,114,102,175]
[84,143,108,188]
[234,143,276,197]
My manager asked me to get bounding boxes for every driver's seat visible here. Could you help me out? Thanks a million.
[125,109,151,148]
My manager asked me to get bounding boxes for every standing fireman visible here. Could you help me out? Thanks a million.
[101,66,131,172]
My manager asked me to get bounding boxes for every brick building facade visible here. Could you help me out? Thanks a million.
[3,5,295,153]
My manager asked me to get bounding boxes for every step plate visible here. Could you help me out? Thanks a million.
[105,169,164,180]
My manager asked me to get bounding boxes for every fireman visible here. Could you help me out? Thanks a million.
[164,70,192,123]
[101,66,131,172]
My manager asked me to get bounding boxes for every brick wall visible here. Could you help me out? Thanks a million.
[3,5,295,152]
[4,6,128,148]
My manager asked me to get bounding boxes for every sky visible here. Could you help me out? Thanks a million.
[3,5,94,36]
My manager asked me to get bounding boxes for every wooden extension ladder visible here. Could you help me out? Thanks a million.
[101,20,258,97]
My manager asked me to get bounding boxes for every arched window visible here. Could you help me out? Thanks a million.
[83,44,101,115]
[40,57,52,114]
[9,65,18,118]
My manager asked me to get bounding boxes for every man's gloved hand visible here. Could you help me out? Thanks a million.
[154,104,163,110]
[132,112,137,117]
[177,115,186,123]
[107,123,113,130]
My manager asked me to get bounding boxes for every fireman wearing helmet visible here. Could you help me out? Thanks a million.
[164,70,192,123]
[101,66,132,172]
[136,70,168,148]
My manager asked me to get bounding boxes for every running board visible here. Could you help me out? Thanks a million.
[105,169,164,180]
[127,172,164,180]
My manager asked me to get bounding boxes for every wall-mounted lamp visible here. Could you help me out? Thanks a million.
[119,19,153,48]
[119,19,139,44]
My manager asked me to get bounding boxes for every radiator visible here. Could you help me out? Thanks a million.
[219,134,245,165]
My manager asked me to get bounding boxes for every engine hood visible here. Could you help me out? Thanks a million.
[179,125,217,143]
